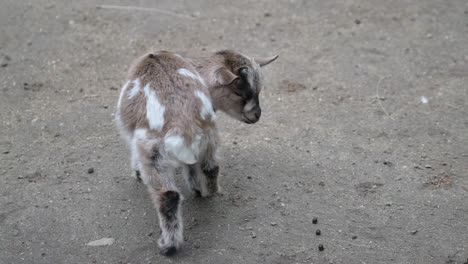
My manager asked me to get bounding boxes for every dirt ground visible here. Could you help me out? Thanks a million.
[1,1,467,263]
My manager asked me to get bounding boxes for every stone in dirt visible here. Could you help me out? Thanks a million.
[87,238,115,246]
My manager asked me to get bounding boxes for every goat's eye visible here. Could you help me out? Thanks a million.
[239,68,249,78]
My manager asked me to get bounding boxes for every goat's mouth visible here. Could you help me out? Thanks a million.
[242,114,257,124]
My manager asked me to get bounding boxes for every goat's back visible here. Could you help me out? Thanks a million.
[116,51,216,152]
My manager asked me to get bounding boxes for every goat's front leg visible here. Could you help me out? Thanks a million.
[182,164,204,197]
[200,133,221,196]
[137,141,183,256]
[201,158,220,195]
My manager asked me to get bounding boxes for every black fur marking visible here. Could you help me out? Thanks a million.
[159,191,180,222]
[151,148,161,168]
[135,170,142,181]
[160,246,177,256]
[203,165,219,179]
[188,165,197,177]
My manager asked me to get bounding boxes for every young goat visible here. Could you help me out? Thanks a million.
[116,50,277,255]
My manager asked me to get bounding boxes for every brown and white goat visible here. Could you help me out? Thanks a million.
[116,50,277,255]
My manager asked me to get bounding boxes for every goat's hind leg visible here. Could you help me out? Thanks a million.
[182,156,219,197]
[137,140,183,256]
[130,135,143,181]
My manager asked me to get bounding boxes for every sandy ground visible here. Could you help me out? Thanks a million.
[1,1,467,263]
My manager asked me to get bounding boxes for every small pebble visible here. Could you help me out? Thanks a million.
[247,176,252,179]
[354,19,361,25]
[410,230,418,235]
[232,141,238,145]
[312,217,318,224]
[315,229,321,235]
[264,12,271,17]
[383,161,393,166]
[424,164,432,169]
[352,235,358,239]
[318,244,324,251]
[270,222,277,226]
[87,167,94,174]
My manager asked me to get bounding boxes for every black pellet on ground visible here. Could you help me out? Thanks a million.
[312,217,318,224]
[316,229,321,235]
[87,167,95,174]
[318,244,324,251]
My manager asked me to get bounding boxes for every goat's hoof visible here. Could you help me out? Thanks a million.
[159,245,178,256]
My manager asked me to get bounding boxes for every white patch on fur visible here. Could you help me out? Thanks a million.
[130,128,146,172]
[117,80,130,108]
[243,99,256,112]
[128,79,141,99]
[164,134,202,164]
[195,90,216,121]
[134,128,147,140]
[143,84,165,131]
[177,68,206,86]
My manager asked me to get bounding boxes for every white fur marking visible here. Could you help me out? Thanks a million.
[164,135,197,164]
[243,99,256,112]
[131,128,147,170]
[117,80,130,108]
[128,79,141,99]
[177,68,206,86]
[195,90,216,121]
[134,128,147,140]
[143,84,165,131]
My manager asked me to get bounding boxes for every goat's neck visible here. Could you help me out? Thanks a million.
[190,57,225,109]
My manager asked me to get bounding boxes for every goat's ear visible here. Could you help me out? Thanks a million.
[215,67,239,85]
[255,55,279,67]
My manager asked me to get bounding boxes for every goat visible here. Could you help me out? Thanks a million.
[115,50,277,256]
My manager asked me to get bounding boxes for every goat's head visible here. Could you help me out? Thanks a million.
[207,50,278,124]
